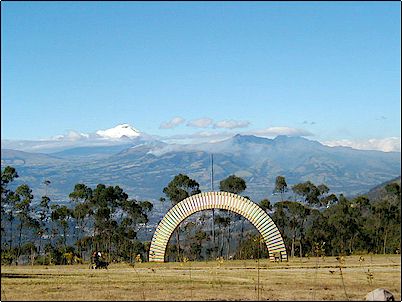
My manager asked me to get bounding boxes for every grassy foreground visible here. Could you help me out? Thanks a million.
[1,254,400,301]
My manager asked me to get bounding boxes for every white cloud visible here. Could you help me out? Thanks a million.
[161,130,233,144]
[187,118,214,128]
[161,125,313,144]
[323,137,401,152]
[51,130,89,141]
[252,126,314,138]
[159,117,185,129]
[186,118,250,129]
[2,125,142,153]
[213,119,250,129]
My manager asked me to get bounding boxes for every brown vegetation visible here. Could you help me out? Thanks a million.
[1,254,400,301]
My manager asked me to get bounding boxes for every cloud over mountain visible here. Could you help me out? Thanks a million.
[213,120,250,129]
[187,118,214,128]
[159,117,185,129]
[2,133,400,211]
[161,116,251,130]
[323,137,401,152]
[1,124,144,153]
[51,131,90,141]
[2,122,400,153]
[251,127,314,138]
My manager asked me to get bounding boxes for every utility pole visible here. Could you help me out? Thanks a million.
[211,153,214,191]
[211,154,215,259]
[43,180,51,197]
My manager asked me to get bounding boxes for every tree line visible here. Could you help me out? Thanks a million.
[161,173,400,262]
[1,166,152,265]
[1,165,400,265]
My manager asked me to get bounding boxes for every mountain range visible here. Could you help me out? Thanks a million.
[1,124,401,223]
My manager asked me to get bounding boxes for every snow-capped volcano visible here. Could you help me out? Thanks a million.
[96,124,141,139]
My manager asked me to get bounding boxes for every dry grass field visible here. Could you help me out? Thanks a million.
[1,254,400,301]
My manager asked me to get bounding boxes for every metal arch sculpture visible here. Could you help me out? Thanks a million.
[149,192,288,262]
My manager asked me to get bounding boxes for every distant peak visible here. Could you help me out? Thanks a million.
[231,134,272,144]
[96,124,141,139]
[273,135,322,146]
[274,135,307,141]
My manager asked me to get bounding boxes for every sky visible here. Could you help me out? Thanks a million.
[1,1,401,151]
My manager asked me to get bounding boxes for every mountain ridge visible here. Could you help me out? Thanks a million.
[2,134,400,205]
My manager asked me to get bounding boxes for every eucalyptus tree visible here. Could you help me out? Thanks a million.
[214,214,231,258]
[68,182,153,262]
[162,174,201,261]
[182,221,196,259]
[274,176,288,201]
[69,183,93,257]
[219,175,247,194]
[368,183,401,254]
[323,194,363,255]
[51,204,72,249]
[1,166,19,251]
[117,198,153,261]
[383,183,401,253]
[1,166,18,189]
[235,198,270,259]
[219,175,247,259]
[259,199,272,213]
[37,195,51,255]
[272,201,311,258]
[304,208,328,256]
[14,184,39,261]
[191,229,207,260]
[181,219,208,261]
[292,181,320,205]
[292,181,336,207]
[89,184,129,257]
[163,174,201,205]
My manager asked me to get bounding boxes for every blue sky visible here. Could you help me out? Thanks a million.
[1,1,401,151]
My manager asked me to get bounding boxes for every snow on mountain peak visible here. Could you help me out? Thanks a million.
[96,124,141,139]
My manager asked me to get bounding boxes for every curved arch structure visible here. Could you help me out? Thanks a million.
[149,192,287,262]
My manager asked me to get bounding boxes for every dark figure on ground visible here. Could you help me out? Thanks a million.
[91,251,109,269]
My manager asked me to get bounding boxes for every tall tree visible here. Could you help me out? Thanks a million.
[219,175,247,194]
[259,199,272,212]
[51,205,72,249]
[274,176,288,201]
[69,184,93,258]
[37,195,51,256]
[292,181,333,207]
[163,174,201,205]
[162,174,200,261]
[90,184,128,258]
[219,175,247,259]
[324,194,363,255]
[292,181,320,205]
[369,183,401,254]
[68,183,153,262]
[272,201,311,258]
[1,166,19,251]
[118,198,153,261]
[214,214,231,258]
[14,184,38,261]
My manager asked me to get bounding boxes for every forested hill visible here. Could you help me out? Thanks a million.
[366,176,401,201]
